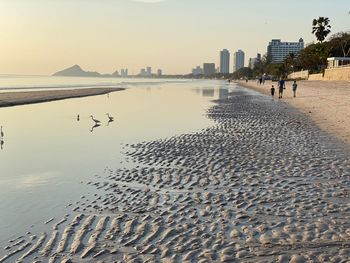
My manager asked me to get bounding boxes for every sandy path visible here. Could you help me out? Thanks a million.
[0,87,125,107]
[239,80,350,144]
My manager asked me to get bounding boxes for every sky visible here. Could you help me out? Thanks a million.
[0,0,349,75]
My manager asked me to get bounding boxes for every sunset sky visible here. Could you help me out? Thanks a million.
[0,0,349,75]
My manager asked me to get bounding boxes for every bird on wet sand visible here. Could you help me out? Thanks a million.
[90,115,101,124]
[0,126,3,138]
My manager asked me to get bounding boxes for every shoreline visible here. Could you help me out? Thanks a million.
[0,87,125,108]
[2,84,350,261]
[238,80,350,145]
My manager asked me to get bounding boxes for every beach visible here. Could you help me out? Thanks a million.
[0,88,125,107]
[239,80,350,144]
[1,82,350,262]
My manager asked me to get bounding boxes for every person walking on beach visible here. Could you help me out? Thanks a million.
[292,80,298,97]
[271,85,275,97]
[278,77,285,99]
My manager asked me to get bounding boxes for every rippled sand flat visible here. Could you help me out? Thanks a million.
[1,87,350,262]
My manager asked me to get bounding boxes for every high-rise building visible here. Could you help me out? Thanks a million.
[220,49,230,74]
[192,66,203,76]
[157,69,162,76]
[248,53,261,69]
[267,38,304,63]
[203,63,216,76]
[233,50,245,72]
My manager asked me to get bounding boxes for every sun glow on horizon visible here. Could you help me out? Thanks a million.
[0,0,349,75]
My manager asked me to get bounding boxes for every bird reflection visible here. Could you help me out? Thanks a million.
[0,126,4,150]
[90,123,101,132]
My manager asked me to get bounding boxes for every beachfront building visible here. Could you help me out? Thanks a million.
[248,53,261,69]
[233,50,245,72]
[267,38,304,63]
[203,63,216,76]
[192,66,203,76]
[327,57,350,69]
[220,49,230,74]
[157,69,162,76]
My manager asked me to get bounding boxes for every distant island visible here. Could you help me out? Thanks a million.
[53,65,120,78]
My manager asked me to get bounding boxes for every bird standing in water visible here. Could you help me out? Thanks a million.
[90,115,101,124]
[106,113,114,122]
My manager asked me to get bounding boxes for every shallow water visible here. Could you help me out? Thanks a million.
[0,79,230,243]
[0,75,187,92]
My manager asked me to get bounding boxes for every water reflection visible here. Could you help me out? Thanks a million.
[219,88,229,99]
[202,88,215,97]
[0,126,4,150]
[192,86,230,100]
[107,119,114,127]
[16,172,57,190]
[90,123,101,132]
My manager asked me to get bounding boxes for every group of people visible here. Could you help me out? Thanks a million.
[257,76,265,85]
[270,78,298,99]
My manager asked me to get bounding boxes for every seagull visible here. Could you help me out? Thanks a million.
[106,113,114,122]
[90,115,101,124]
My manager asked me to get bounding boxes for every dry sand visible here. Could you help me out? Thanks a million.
[239,80,350,144]
[0,88,125,107]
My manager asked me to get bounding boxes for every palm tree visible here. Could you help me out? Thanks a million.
[312,17,331,43]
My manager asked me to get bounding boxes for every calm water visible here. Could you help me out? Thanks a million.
[0,75,187,92]
[0,77,231,243]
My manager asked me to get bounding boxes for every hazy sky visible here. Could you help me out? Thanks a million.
[0,0,349,75]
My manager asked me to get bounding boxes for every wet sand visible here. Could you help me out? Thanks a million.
[0,88,125,107]
[239,80,350,144]
[1,86,350,262]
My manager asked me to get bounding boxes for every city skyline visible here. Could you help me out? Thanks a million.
[0,0,349,75]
